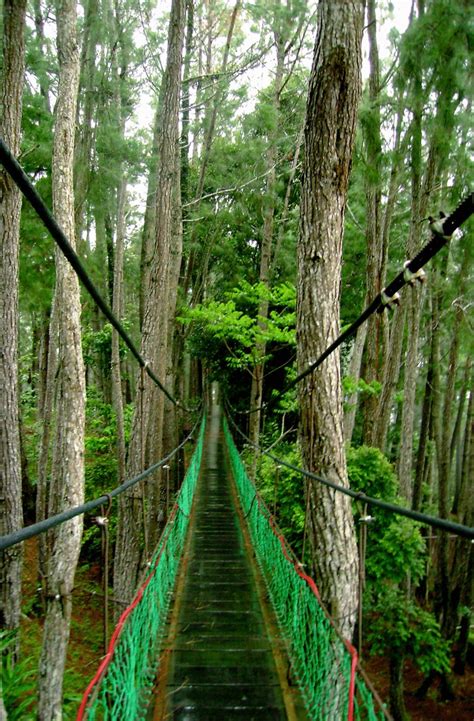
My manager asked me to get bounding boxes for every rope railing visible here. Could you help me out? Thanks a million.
[77,414,206,720]
[235,192,473,415]
[225,405,474,541]
[0,137,191,410]
[0,413,203,551]
[223,416,391,721]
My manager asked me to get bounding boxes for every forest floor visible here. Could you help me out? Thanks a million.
[17,539,474,720]
[364,654,474,720]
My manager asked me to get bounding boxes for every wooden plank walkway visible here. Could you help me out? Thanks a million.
[148,403,307,721]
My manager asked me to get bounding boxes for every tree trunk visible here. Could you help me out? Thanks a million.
[361,0,384,447]
[37,2,85,717]
[396,39,425,501]
[436,239,469,639]
[297,0,363,641]
[181,0,194,207]
[74,0,99,243]
[114,0,185,604]
[33,0,52,111]
[139,106,161,329]
[413,352,434,512]
[371,304,406,453]
[0,0,27,658]
[183,0,241,302]
[343,323,367,444]
[248,16,285,463]
[389,652,409,721]
[451,359,471,514]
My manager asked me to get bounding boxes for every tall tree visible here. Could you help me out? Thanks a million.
[37,1,85,716]
[0,0,27,661]
[297,0,363,641]
[114,0,186,603]
[248,0,307,459]
[360,0,385,447]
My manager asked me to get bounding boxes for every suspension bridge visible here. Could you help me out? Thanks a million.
[0,141,473,720]
[77,397,387,721]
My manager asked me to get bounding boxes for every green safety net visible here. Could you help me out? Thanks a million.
[223,417,388,721]
[79,416,206,720]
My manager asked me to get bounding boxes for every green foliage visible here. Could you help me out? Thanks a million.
[347,444,426,583]
[179,280,296,378]
[1,631,36,720]
[84,387,132,491]
[366,517,426,584]
[347,444,397,500]
[367,588,450,676]
[248,441,305,555]
[342,376,382,414]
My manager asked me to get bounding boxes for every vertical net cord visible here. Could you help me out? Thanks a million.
[301,394,314,566]
[140,366,149,559]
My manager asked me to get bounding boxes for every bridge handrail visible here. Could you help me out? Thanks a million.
[77,414,206,720]
[224,415,391,721]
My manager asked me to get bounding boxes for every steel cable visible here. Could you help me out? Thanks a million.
[234,192,473,415]
[0,137,188,409]
[225,406,474,541]
[0,413,202,551]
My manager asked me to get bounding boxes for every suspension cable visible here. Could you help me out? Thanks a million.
[0,414,202,551]
[225,407,474,541]
[279,192,473,401]
[236,192,473,415]
[0,137,183,408]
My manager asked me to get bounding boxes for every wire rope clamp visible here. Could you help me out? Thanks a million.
[427,211,452,240]
[359,515,375,524]
[403,261,426,286]
[94,515,109,527]
[379,289,401,311]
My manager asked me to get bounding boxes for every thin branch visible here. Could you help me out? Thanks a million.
[183,163,278,208]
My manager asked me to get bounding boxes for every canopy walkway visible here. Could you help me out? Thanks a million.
[1,139,473,721]
[78,401,388,721]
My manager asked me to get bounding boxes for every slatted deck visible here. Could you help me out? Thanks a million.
[148,404,307,720]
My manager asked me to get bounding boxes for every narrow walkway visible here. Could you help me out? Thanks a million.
[149,404,307,720]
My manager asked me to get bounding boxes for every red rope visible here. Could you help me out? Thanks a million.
[76,572,154,720]
[76,504,179,720]
[346,642,358,721]
[265,494,357,720]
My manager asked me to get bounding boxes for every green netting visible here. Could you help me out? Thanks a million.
[223,417,387,721]
[80,416,206,720]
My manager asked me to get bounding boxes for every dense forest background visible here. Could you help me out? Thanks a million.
[0,0,472,719]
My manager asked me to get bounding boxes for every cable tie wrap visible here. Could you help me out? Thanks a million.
[403,261,426,285]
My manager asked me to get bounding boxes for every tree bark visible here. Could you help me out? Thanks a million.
[0,0,27,658]
[114,0,185,604]
[37,2,85,717]
[361,0,384,447]
[183,0,242,303]
[389,652,410,721]
[248,7,286,463]
[297,0,363,641]
[436,239,469,639]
